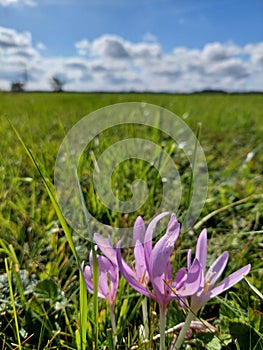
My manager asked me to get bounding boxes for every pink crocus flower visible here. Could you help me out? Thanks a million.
[188,228,251,313]
[173,228,251,350]
[82,233,119,344]
[117,212,202,350]
[82,233,119,307]
[118,213,202,309]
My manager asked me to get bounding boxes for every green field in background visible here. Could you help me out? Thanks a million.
[0,92,262,349]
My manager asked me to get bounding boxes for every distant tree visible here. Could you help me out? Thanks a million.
[50,75,65,92]
[11,82,25,92]
[10,66,27,92]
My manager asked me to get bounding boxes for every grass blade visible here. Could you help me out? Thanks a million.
[186,122,202,210]
[5,258,22,350]
[244,277,263,300]
[92,247,99,350]
[9,120,88,349]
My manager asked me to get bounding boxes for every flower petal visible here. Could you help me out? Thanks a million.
[172,267,187,290]
[82,264,94,294]
[196,229,207,272]
[149,214,180,279]
[187,249,192,270]
[97,255,119,304]
[209,264,251,299]
[94,233,117,265]
[116,241,154,299]
[177,258,202,296]
[206,251,229,288]
[144,212,169,269]
[96,256,112,297]
[82,263,106,299]
[133,216,145,245]
[151,274,166,304]
[134,240,148,283]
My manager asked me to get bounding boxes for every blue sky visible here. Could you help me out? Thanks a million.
[0,0,262,91]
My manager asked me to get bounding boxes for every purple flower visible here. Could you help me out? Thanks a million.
[117,213,202,311]
[188,228,251,313]
[82,233,118,307]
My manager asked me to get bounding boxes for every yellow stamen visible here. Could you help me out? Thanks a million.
[204,280,211,294]
[163,279,177,295]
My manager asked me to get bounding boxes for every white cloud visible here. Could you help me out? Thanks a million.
[0,26,32,48]
[244,43,263,64]
[0,0,36,6]
[142,32,158,43]
[76,34,162,60]
[202,42,241,62]
[75,39,90,56]
[205,58,250,79]
[0,27,262,92]
[36,42,47,50]
[92,35,130,59]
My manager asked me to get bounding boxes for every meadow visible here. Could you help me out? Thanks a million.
[0,92,262,349]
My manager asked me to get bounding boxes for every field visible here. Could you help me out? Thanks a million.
[0,92,262,349]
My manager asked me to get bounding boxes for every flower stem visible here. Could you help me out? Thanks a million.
[173,311,195,350]
[159,305,167,350]
[142,297,149,339]
[110,303,117,346]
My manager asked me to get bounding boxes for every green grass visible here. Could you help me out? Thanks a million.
[0,91,262,349]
